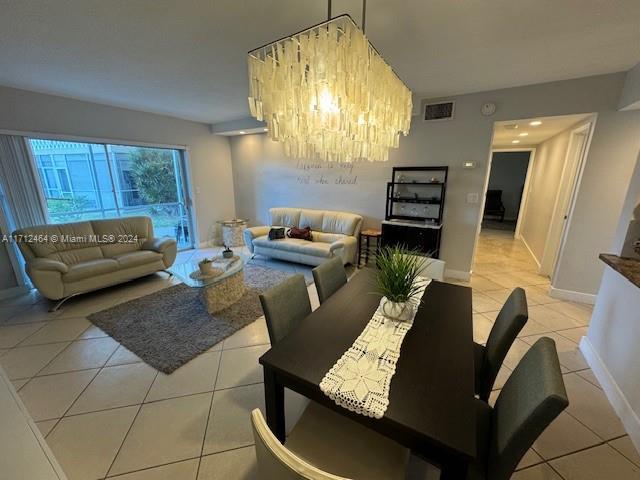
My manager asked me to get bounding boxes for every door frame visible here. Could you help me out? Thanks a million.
[549,118,597,284]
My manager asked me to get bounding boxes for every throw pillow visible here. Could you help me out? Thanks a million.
[268,227,286,240]
[288,226,313,241]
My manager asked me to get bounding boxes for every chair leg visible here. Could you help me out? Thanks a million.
[48,294,78,312]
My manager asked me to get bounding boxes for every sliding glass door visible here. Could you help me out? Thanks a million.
[28,139,194,249]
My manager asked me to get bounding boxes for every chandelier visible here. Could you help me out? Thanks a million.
[247,8,412,163]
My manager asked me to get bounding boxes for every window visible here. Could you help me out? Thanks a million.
[28,139,194,249]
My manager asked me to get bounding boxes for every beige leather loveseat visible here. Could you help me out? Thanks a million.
[14,216,177,310]
[244,207,363,266]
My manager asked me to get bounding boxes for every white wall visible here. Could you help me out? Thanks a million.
[230,72,634,282]
[620,62,640,110]
[581,155,640,449]
[0,86,236,251]
[554,110,640,296]
[487,151,530,221]
[518,119,591,265]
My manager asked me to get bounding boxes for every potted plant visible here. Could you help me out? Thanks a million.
[222,244,234,259]
[375,246,429,321]
[198,257,214,275]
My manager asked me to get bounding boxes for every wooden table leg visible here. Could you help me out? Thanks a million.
[365,235,370,265]
[264,367,286,442]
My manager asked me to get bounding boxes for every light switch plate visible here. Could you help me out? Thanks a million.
[466,193,479,204]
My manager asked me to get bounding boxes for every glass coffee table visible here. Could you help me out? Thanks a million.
[170,255,245,314]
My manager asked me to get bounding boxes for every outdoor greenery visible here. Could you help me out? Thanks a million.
[130,148,179,206]
[375,246,430,303]
[47,196,95,222]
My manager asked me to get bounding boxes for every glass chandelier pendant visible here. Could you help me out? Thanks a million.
[247,14,412,162]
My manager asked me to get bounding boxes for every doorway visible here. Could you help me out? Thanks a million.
[481,150,532,235]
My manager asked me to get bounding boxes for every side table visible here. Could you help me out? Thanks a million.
[217,219,248,247]
[358,228,382,268]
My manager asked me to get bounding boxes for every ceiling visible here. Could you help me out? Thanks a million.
[492,114,592,147]
[0,0,638,124]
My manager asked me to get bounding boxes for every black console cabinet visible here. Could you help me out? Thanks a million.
[381,166,447,258]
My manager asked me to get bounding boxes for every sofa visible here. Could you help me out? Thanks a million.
[13,216,177,310]
[243,208,363,266]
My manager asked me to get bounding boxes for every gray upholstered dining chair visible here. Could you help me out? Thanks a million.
[475,287,528,401]
[251,401,410,480]
[312,257,348,304]
[259,274,312,345]
[467,337,569,480]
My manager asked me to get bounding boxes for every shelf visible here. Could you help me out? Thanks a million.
[390,182,445,186]
[383,219,443,230]
[389,197,441,205]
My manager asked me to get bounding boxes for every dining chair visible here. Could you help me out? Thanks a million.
[312,257,348,304]
[467,336,569,480]
[475,287,528,401]
[259,273,312,345]
[251,401,410,480]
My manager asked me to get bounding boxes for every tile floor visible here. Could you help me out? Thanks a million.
[0,234,637,479]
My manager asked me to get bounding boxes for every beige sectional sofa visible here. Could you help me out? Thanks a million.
[243,207,363,266]
[14,216,177,310]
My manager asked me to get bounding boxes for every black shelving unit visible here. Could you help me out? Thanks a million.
[382,166,448,258]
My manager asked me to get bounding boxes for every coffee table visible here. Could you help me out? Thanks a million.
[170,256,245,313]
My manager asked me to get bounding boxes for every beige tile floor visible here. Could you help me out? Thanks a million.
[0,234,637,479]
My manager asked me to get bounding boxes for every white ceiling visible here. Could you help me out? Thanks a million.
[0,0,638,124]
[492,114,592,147]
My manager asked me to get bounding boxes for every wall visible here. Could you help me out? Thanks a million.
[554,110,640,296]
[620,62,640,110]
[0,86,235,251]
[581,156,640,449]
[486,151,530,221]
[518,121,587,265]
[230,72,633,281]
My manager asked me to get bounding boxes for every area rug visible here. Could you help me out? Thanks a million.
[87,265,305,373]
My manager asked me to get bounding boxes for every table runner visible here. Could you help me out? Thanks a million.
[319,277,431,419]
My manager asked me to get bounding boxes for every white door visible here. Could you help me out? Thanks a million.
[540,123,591,277]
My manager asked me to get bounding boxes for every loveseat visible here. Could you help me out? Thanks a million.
[243,208,363,266]
[13,216,177,310]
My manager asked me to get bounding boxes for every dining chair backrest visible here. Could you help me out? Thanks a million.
[312,257,348,304]
[251,409,350,480]
[478,287,528,400]
[488,337,568,480]
[259,273,312,345]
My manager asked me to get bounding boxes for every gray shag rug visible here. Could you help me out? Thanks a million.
[88,265,303,373]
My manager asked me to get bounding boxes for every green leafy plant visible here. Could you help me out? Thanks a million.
[375,246,430,303]
[129,148,178,206]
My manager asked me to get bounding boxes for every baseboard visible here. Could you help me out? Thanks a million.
[444,269,471,281]
[520,236,541,269]
[0,286,29,301]
[580,336,640,452]
[549,286,596,305]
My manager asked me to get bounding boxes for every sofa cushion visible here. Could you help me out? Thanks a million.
[63,258,120,282]
[322,211,361,236]
[93,217,151,258]
[114,250,163,268]
[17,221,102,261]
[299,209,324,231]
[253,235,332,258]
[313,232,348,244]
[269,208,301,228]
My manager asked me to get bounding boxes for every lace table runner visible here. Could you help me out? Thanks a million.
[319,277,431,419]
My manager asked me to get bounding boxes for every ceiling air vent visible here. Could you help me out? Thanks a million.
[423,101,455,121]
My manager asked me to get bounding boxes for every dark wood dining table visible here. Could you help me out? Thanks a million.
[259,268,476,479]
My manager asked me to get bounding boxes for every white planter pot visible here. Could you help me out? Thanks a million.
[199,262,213,275]
[380,297,414,321]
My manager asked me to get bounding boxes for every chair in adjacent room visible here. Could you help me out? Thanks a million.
[312,257,348,304]
[483,189,506,222]
[251,402,409,480]
[467,337,568,480]
[474,287,528,401]
[259,273,312,345]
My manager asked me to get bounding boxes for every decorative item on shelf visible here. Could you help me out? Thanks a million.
[375,246,429,322]
[198,258,214,275]
[246,1,412,163]
[634,239,640,256]
[429,177,438,183]
[222,245,234,259]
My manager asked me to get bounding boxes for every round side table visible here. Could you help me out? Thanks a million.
[217,219,248,247]
[358,228,382,267]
